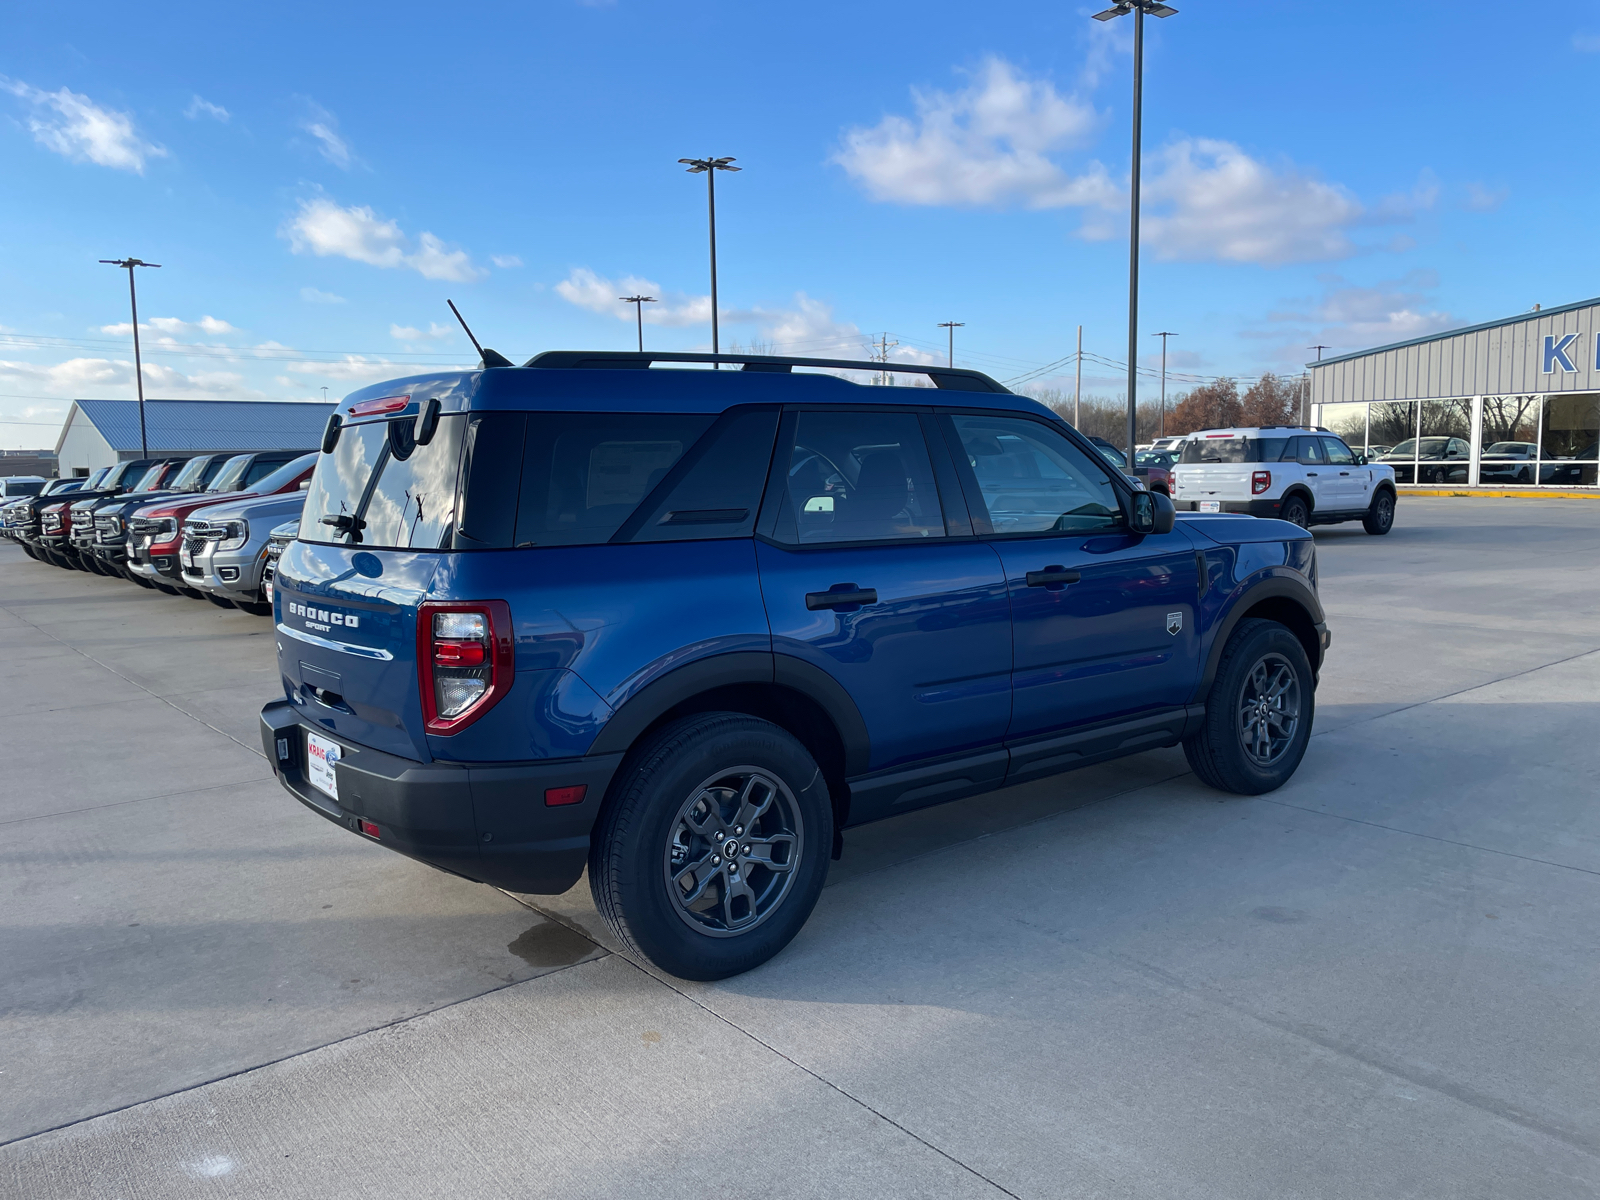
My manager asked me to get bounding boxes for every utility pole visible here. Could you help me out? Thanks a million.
[678,156,740,366]
[620,294,657,352]
[1307,344,1330,426]
[873,333,899,386]
[937,321,964,367]
[1152,331,1177,438]
[98,257,161,456]
[1074,324,1083,428]
[1092,0,1179,468]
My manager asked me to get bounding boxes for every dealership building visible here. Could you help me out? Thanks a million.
[1308,296,1600,487]
[54,398,335,475]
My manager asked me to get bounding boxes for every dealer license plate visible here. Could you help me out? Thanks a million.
[180,545,195,567]
[306,731,342,801]
[1199,501,1221,513]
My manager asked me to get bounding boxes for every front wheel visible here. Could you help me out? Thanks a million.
[1279,495,1310,529]
[1184,619,1315,795]
[590,712,832,980]
[1362,490,1395,535]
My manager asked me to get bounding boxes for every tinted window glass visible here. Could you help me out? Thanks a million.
[167,456,211,490]
[1181,437,1256,464]
[1298,438,1324,464]
[515,413,711,548]
[951,414,1122,534]
[303,418,463,549]
[208,455,253,491]
[455,412,526,548]
[1322,437,1355,465]
[776,410,944,544]
[242,455,296,488]
[626,408,779,543]
[248,454,316,497]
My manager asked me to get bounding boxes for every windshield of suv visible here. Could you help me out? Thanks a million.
[132,464,169,491]
[1485,442,1534,455]
[303,417,466,548]
[166,456,213,491]
[207,455,253,492]
[1383,438,1450,458]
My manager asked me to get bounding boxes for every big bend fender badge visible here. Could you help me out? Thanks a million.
[1166,612,1183,636]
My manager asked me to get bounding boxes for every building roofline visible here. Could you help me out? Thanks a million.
[1306,295,1600,370]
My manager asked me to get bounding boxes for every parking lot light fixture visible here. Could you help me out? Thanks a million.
[98,257,161,456]
[678,156,740,367]
[620,295,657,352]
[1090,0,1178,466]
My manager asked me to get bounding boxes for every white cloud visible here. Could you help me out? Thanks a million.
[0,356,265,400]
[299,101,353,168]
[1463,181,1508,213]
[98,315,239,338]
[833,57,1108,209]
[185,95,229,122]
[283,355,462,381]
[1247,270,1458,365]
[300,286,346,304]
[555,267,712,327]
[1573,33,1600,52]
[0,77,165,172]
[1131,138,1366,266]
[491,254,524,269]
[390,322,452,341]
[283,198,486,282]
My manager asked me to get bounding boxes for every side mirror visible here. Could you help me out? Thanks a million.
[414,398,442,446]
[1353,453,1368,465]
[1131,490,1176,535]
[298,480,310,490]
[321,413,343,454]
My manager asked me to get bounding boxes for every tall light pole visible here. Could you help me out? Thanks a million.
[98,257,161,456]
[1152,330,1177,437]
[678,156,740,367]
[1093,0,1178,466]
[1307,344,1330,426]
[937,321,964,367]
[621,294,657,352]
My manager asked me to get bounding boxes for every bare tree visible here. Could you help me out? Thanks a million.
[1240,374,1300,427]
[1167,379,1242,435]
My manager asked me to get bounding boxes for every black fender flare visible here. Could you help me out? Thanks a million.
[1280,484,1315,514]
[1195,573,1326,698]
[585,651,871,776]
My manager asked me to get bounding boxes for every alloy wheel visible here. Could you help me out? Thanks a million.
[663,766,803,938]
[1237,652,1301,767]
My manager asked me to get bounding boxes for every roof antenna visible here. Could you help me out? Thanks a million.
[447,299,512,368]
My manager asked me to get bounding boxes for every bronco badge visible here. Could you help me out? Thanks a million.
[1167,612,1183,635]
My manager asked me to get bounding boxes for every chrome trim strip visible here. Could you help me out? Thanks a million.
[276,622,394,661]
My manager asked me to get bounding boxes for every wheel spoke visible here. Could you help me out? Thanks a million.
[743,833,796,872]
[733,774,777,832]
[720,869,759,931]
[673,852,721,906]
[681,795,724,838]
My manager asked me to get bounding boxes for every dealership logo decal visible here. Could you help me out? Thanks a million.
[1542,331,1600,374]
[289,601,359,631]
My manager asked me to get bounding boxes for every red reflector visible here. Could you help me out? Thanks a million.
[349,394,411,416]
[359,819,380,838]
[433,639,486,667]
[544,785,588,807]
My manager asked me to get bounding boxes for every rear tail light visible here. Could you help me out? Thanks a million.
[417,600,514,734]
[1252,471,1272,495]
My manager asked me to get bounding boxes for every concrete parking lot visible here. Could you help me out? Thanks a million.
[4,497,1599,1198]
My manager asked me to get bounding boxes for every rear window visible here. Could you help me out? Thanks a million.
[1180,436,1287,464]
[303,417,465,549]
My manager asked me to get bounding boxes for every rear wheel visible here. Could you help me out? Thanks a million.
[1279,495,1310,529]
[1184,618,1314,795]
[1362,490,1395,535]
[590,712,832,981]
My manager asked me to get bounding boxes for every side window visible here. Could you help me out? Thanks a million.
[950,414,1124,535]
[623,408,780,543]
[775,410,944,544]
[1322,437,1355,465]
[242,456,292,488]
[514,413,713,548]
[1298,437,1324,465]
[454,412,527,548]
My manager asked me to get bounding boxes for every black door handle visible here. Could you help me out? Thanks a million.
[1306,472,1319,476]
[1339,471,1351,476]
[805,587,878,611]
[1025,568,1081,587]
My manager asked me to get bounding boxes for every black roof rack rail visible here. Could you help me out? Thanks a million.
[522,350,1012,394]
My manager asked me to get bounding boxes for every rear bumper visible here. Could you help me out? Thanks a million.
[1181,497,1283,517]
[260,699,621,894]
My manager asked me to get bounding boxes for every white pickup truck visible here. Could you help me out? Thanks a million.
[1170,427,1397,534]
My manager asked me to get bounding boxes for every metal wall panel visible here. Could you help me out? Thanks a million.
[1311,299,1600,404]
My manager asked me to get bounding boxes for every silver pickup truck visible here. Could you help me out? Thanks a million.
[181,484,310,615]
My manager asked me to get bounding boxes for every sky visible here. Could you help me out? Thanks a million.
[2,0,1599,448]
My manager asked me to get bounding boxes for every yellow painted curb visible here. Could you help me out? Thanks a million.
[1400,488,1600,499]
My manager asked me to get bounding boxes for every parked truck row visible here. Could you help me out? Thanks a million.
[0,450,312,613]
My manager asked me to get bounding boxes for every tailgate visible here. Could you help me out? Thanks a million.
[273,541,439,761]
[1174,463,1252,502]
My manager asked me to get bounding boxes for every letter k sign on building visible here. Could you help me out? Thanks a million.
[1541,331,1597,373]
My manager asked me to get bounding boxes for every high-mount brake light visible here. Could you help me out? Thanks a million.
[1253,471,1272,495]
[348,394,411,417]
[417,601,514,734]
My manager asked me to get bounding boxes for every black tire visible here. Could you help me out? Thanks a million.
[1184,618,1314,795]
[1279,494,1310,529]
[1362,490,1395,535]
[589,712,833,981]
[20,543,38,560]
[203,592,235,609]
[155,582,181,595]
[179,586,206,599]
[233,598,273,616]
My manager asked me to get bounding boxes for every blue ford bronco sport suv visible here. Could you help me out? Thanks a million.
[262,350,1329,980]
